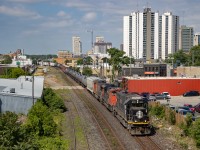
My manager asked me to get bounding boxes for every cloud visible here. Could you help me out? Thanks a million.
[64,1,93,11]
[0,5,41,18]
[57,10,71,19]
[7,0,46,3]
[82,12,96,22]
[22,30,40,36]
[40,20,73,28]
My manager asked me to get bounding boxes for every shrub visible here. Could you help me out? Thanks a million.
[149,105,165,119]
[26,101,57,136]
[168,110,176,125]
[43,88,67,112]
[191,119,200,148]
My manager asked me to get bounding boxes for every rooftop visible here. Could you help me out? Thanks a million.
[0,76,44,98]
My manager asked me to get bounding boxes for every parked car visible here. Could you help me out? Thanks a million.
[194,103,200,113]
[148,94,156,101]
[162,92,171,99]
[140,92,150,98]
[177,109,194,116]
[176,106,194,115]
[183,91,200,97]
[184,104,195,113]
[140,92,156,101]
[155,93,166,100]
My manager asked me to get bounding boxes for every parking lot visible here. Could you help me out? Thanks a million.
[158,96,200,117]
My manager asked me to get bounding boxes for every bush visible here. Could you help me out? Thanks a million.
[149,105,165,119]
[168,110,176,125]
[36,137,69,150]
[191,119,200,148]
[0,112,38,149]
[26,101,57,136]
[43,88,67,112]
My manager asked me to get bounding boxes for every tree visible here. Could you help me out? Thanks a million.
[189,45,200,66]
[107,48,130,80]
[77,58,83,65]
[84,56,93,65]
[82,66,92,76]
[2,55,12,64]
[0,67,25,78]
[25,100,57,136]
[0,112,37,149]
[11,67,25,78]
[173,50,188,66]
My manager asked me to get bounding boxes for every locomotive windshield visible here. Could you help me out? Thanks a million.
[130,103,148,109]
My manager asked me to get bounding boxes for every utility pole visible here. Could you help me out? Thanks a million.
[32,75,34,105]
[87,30,93,54]
[129,56,132,76]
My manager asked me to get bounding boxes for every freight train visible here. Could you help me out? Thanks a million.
[63,66,152,135]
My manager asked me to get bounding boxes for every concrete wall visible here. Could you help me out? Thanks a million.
[177,67,200,77]
[0,94,37,114]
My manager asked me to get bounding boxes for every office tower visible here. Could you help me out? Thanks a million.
[94,36,112,54]
[72,36,82,56]
[159,12,179,59]
[194,33,200,46]
[57,50,72,58]
[96,36,104,42]
[179,25,193,52]
[123,7,159,61]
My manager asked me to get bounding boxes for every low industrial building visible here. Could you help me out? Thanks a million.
[0,76,44,114]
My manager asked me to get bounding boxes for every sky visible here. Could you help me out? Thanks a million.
[0,0,200,55]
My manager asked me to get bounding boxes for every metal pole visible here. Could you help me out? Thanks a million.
[192,51,194,66]
[32,75,34,105]
[129,56,131,76]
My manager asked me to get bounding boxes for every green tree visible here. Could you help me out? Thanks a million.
[173,50,188,66]
[77,58,83,65]
[25,100,57,136]
[189,45,200,66]
[84,56,93,65]
[165,50,189,67]
[11,67,25,78]
[0,112,37,149]
[43,88,67,112]
[2,55,12,64]
[107,48,130,80]
[82,66,92,76]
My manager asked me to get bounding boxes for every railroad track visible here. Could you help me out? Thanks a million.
[134,136,162,150]
[58,66,163,150]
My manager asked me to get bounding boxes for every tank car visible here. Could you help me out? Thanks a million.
[114,91,152,135]
[86,76,101,93]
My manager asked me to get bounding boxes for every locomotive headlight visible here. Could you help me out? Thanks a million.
[136,111,143,119]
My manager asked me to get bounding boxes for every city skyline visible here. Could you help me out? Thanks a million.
[0,0,200,55]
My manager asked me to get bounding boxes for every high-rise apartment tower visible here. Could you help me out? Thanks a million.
[72,36,82,56]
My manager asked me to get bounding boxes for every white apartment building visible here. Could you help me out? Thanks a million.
[159,12,179,59]
[123,7,159,60]
[72,36,82,56]
[123,8,179,61]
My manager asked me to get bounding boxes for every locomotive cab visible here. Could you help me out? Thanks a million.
[115,91,152,135]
